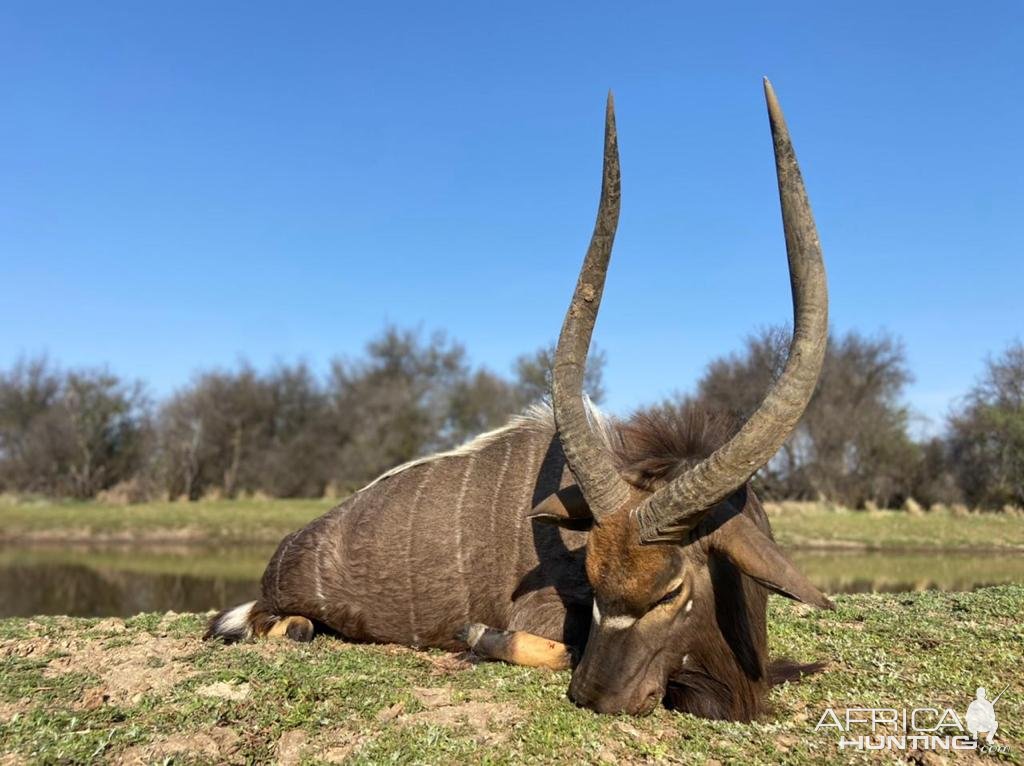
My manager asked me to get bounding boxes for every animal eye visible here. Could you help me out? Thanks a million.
[655,585,683,608]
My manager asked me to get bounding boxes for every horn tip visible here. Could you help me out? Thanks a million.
[762,78,784,126]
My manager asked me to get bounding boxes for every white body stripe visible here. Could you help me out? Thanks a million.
[453,453,477,621]
[312,537,325,607]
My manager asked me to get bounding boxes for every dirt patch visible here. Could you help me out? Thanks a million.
[0,634,59,660]
[314,732,369,763]
[267,729,369,765]
[274,729,309,766]
[39,620,200,707]
[420,651,478,675]
[411,686,492,707]
[400,701,522,743]
[413,686,456,708]
[375,701,405,722]
[115,726,242,765]
[390,685,520,744]
[0,698,32,723]
[197,680,250,701]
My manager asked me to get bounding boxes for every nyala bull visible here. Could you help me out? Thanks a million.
[206,79,832,720]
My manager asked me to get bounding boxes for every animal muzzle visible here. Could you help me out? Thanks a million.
[567,629,667,715]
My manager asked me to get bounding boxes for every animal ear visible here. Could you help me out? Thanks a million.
[528,485,594,531]
[711,511,833,610]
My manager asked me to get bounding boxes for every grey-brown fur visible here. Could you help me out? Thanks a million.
[207,402,798,719]
[242,406,589,650]
[206,82,830,721]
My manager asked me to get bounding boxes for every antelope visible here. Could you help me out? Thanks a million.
[206,79,832,720]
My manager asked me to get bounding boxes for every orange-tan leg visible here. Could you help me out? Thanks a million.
[266,615,315,642]
[458,623,573,670]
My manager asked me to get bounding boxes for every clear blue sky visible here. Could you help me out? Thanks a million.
[2,2,1021,433]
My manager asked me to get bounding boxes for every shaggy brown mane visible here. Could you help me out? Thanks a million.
[612,403,737,491]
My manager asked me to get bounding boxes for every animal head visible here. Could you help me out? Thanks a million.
[531,80,832,716]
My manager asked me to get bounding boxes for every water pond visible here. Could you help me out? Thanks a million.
[1,544,1022,618]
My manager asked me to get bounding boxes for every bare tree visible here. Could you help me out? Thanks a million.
[692,327,918,507]
[153,329,608,500]
[159,365,275,499]
[0,357,62,492]
[255,363,334,497]
[327,327,469,490]
[513,343,606,407]
[0,357,150,498]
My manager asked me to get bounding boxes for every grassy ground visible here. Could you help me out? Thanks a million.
[0,497,333,544]
[2,497,1023,551]
[1,586,1020,765]
[767,504,1024,552]
[788,550,1024,592]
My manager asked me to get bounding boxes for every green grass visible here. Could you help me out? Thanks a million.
[1,587,1020,764]
[0,497,333,543]
[3,497,1023,551]
[789,550,1024,592]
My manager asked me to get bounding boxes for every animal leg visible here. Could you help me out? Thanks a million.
[205,601,315,643]
[266,615,315,642]
[457,623,573,670]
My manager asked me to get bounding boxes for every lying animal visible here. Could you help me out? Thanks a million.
[207,79,832,720]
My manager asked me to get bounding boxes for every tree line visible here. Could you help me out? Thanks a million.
[1,326,1020,510]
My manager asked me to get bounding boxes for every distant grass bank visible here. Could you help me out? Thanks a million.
[0,497,334,544]
[2,498,1023,551]
[766,503,1024,552]
[1,586,1020,764]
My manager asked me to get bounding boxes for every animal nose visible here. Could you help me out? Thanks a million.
[568,679,621,714]
[569,691,625,715]
[636,688,662,715]
[568,679,662,716]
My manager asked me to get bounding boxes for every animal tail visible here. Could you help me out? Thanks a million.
[204,600,260,642]
[768,658,827,686]
[204,600,314,643]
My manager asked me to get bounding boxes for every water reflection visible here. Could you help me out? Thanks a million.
[0,545,274,618]
[788,550,1024,594]
[1,545,1022,618]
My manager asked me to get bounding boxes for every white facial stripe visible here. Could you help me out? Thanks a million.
[601,614,637,630]
[592,600,636,630]
[685,599,693,613]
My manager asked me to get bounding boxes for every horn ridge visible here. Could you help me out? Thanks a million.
[551,92,632,520]
[635,78,829,543]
